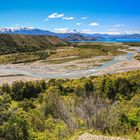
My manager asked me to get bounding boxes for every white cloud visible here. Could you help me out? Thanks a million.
[80,29,121,35]
[114,24,121,27]
[48,13,64,19]
[124,31,140,34]
[63,17,74,20]
[94,31,121,35]
[76,23,82,26]
[54,28,80,33]
[81,17,88,20]
[89,22,99,26]
[47,13,75,21]
[54,28,71,33]
[80,29,94,34]
[105,32,121,35]
[53,27,140,35]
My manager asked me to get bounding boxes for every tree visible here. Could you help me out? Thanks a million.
[0,111,35,140]
[42,86,75,133]
[115,78,132,99]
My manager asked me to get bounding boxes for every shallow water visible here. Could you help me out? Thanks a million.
[0,51,137,78]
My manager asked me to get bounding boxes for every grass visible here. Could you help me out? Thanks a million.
[124,42,140,47]
[127,48,137,51]
[79,58,113,64]
[0,43,128,64]
[134,53,140,61]
[63,58,113,70]
[0,51,49,64]
[46,44,126,64]
[0,74,25,77]
[48,48,104,59]
[48,48,111,59]
[47,57,80,64]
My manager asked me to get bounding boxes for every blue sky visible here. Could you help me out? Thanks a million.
[0,0,140,34]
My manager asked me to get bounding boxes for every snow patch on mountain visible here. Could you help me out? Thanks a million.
[0,27,35,33]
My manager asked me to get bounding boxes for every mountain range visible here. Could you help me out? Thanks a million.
[0,27,140,41]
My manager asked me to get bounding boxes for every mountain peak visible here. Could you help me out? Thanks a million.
[0,27,140,40]
[0,27,36,32]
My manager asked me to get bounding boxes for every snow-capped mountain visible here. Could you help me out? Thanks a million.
[0,27,140,40]
[0,27,34,33]
[0,27,78,38]
[0,27,57,36]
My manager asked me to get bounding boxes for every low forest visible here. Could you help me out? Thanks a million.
[0,70,140,139]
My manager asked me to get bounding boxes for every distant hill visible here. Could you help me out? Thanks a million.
[0,34,67,54]
[89,33,140,39]
[0,27,75,39]
[0,27,140,40]
[63,34,96,41]
[0,27,57,36]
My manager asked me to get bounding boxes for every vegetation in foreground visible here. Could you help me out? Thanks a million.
[0,70,140,140]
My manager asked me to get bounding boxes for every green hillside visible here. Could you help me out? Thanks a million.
[0,34,67,54]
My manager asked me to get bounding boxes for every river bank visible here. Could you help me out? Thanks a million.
[0,46,139,84]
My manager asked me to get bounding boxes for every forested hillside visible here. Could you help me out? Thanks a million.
[0,70,140,139]
[0,34,67,54]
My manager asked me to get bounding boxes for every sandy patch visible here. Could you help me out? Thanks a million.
[0,75,42,85]
[78,133,129,140]
[0,46,140,83]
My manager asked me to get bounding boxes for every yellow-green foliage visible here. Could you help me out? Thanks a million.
[0,51,49,64]
[0,70,140,140]
[124,42,140,47]
[0,42,127,64]
[48,45,125,60]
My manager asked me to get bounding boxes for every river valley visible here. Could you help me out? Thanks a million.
[0,46,140,84]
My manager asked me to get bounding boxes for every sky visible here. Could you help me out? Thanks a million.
[0,0,140,34]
